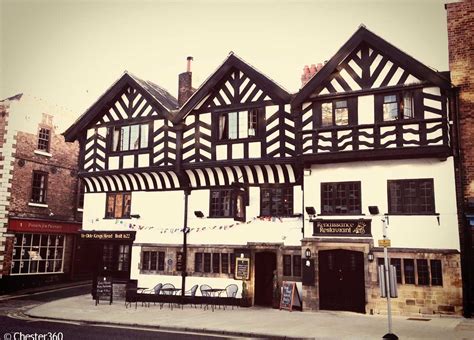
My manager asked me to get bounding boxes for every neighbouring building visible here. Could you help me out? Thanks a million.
[446,0,474,318]
[64,26,463,315]
[0,94,83,292]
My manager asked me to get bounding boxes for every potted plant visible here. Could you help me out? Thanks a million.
[240,280,252,307]
[272,270,281,308]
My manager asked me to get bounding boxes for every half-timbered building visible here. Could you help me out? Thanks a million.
[64,26,463,315]
[293,26,462,315]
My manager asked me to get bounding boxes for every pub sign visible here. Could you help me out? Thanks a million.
[313,219,372,237]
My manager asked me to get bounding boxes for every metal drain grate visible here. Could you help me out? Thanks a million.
[407,318,431,321]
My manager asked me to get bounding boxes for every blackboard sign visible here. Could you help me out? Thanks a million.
[280,281,301,312]
[234,258,250,280]
[96,276,113,305]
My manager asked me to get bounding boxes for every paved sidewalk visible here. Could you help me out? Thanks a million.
[0,280,91,300]
[25,295,474,339]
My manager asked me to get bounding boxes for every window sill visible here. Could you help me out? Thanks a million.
[215,136,261,144]
[34,150,52,157]
[77,208,84,212]
[103,217,131,220]
[317,213,366,217]
[386,213,439,216]
[28,202,48,208]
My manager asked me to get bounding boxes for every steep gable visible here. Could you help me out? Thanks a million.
[64,72,177,142]
[293,26,451,106]
[173,53,291,123]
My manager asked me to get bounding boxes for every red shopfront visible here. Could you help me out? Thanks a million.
[1,218,81,292]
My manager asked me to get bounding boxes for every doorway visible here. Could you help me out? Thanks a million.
[254,251,276,306]
[318,249,365,313]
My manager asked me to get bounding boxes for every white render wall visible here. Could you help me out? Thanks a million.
[303,158,460,250]
[82,185,303,247]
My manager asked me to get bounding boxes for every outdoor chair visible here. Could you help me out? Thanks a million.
[182,284,198,309]
[199,284,213,311]
[160,283,176,309]
[142,283,162,307]
[223,284,239,310]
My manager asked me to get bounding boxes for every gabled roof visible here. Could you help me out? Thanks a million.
[172,53,291,124]
[292,25,451,107]
[64,72,178,142]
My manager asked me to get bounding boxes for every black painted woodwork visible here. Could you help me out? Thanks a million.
[318,249,365,313]
[254,251,276,306]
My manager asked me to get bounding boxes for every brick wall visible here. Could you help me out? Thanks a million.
[447,0,474,201]
[8,129,80,221]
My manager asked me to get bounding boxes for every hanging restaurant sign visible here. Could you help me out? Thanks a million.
[313,219,372,237]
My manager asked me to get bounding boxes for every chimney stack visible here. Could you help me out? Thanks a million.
[178,56,194,107]
[300,62,324,87]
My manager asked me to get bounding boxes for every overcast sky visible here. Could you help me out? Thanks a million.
[1,0,450,121]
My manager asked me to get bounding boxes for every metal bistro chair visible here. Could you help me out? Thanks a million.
[199,284,213,311]
[160,283,176,309]
[223,284,239,310]
[142,283,162,307]
[182,284,198,309]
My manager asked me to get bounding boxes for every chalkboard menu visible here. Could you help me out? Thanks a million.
[96,276,113,305]
[280,281,301,312]
[234,258,250,280]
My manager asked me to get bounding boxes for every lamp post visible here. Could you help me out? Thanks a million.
[181,189,190,297]
[382,216,398,340]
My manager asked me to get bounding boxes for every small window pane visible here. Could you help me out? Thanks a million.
[293,255,302,277]
[228,112,238,139]
[430,260,443,286]
[403,93,414,119]
[417,259,429,285]
[38,128,50,152]
[113,128,120,151]
[194,252,203,272]
[120,126,130,151]
[383,95,398,121]
[322,103,333,126]
[158,252,165,271]
[140,124,149,148]
[404,259,415,284]
[212,253,220,273]
[129,125,139,150]
[239,111,249,139]
[203,253,211,273]
[283,255,292,276]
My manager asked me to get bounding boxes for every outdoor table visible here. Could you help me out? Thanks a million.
[201,288,225,297]
[160,287,181,295]
[201,288,226,311]
[125,287,149,309]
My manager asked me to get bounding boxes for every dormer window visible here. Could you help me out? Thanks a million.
[382,92,414,121]
[111,123,149,152]
[218,108,260,141]
[37,128,51,152]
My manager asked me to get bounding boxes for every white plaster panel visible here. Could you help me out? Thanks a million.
[303,158,459,250]
[248,142,261,158]
[358,95,375,125]
[123,155,134,168]
[232,143,244,159]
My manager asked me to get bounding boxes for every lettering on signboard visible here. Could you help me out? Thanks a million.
[235,258,250,280]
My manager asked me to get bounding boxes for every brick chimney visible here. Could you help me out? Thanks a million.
[300,63,323,87]
[178,56,194,107]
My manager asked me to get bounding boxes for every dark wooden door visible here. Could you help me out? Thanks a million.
[318,249,365,313]
[254,251,276,306]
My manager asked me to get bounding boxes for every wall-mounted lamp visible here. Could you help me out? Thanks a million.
[130,214,141,219]
[194,211,204,218]
[367,251,374,262]
[305,248,312,259]
[305,206,316,216]
[368,206,379,215]
[240,253,245,259]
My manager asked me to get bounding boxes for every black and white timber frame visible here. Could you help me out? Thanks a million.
[64,26,454,196]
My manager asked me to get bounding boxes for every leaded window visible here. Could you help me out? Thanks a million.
[112,123,149,152]
[382,92,414,121]
[388,179,435,215]
[261,186,293,216]
[218,108,260,140]
[321,100,349,126]
[210,190,232,217]
[105,192,131,219]
[321,181,361,215]
[31,171,47,204]
[37,128,51,152]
